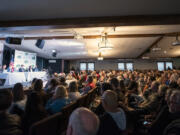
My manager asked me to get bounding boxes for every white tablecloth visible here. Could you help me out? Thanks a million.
[0,72,47,86]
[0,72,26,86]
[25,72,47,82]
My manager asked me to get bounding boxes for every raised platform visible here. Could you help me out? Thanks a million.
[0,71,48,88]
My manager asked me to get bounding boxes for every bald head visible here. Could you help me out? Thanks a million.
[102,90,118,111]
[67,107,99,135]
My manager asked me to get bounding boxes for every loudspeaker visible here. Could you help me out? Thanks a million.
[36,39,45,49]
[5,37,22,45]
[52,52,57,57]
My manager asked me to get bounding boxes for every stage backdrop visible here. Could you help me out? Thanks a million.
[14,50,36,69]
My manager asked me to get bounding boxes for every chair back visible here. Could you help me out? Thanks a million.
[61,101,78,130]
[29,112,63,135]
[76,94,88,107]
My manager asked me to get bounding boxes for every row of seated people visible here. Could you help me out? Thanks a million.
[1,70,180,135]
[0,75,96,135]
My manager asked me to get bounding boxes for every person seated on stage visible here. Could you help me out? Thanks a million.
[0,89,23,135]
[9,83,27,115]
[149,90,180,135]
[46,85,71,114]
[2,64,7,72]
[0,65,3,73]
[28,66,33,72]
[33,65,39,72]
[19,65,25,72]
[7,64,14,72]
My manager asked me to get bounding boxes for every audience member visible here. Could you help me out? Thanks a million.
[67,107,100,135]
[46,85,71,114]
[98,90,126,135]
[9,83,27,113]
[45,78,59,93]
[81,75,95,94]
[33,79,47,105]
[59,76,68,87]
[23,92,48,133]
[149,90,180,135]
[95,82,112,116]
[29,78,37,90]
[68,81,81,101]
[0,89,23,135]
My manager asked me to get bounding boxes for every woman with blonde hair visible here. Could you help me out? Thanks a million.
[46,85,71,114]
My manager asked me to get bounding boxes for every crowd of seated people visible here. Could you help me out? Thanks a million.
[0,64,39,73]
[0,69,180,135]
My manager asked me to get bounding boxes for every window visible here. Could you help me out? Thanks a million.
[157,62,164,71]
[166,62,173,70]
[118,62,133,70]
[157,62,173,71]
[118,63,125,70]
[80,63,86,70]
[126,63,133,71]
[88,63,94,71]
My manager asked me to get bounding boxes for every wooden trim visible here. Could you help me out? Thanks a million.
[0,15,180,29]
[137,36,164,58]
[0,32,179,40]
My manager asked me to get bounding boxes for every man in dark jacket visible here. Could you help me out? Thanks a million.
[98,90,126,135]
[0,89,23,135]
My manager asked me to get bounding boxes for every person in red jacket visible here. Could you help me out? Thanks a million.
[81,75,96,95]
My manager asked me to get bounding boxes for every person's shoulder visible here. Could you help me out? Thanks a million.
[0,113,23,135]
[4,113,21,125]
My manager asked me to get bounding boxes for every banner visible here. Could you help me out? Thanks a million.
[14,50,36,69]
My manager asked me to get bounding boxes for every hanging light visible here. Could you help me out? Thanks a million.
[74,32,83,40]
[97,52,103,60]
[98,33,113,50]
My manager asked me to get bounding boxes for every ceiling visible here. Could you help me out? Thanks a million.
[0,0,180,59]
[0,0,180,21]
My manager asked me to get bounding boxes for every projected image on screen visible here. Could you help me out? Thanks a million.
[14,50,37,70]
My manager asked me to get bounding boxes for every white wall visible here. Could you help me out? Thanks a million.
[69,58,180,70]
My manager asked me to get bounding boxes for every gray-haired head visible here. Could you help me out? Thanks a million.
[67,107,99,135]
[169,90,180,113]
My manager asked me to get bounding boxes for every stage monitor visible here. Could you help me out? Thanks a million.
[36,39,45,49]
[5,37,22,45]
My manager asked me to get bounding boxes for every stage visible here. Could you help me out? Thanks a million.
[0,71,48,88]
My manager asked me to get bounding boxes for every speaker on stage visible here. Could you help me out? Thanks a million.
[36,39,45,49]
[5,37,22,45]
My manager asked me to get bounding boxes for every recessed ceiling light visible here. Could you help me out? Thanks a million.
[52,49,56,53]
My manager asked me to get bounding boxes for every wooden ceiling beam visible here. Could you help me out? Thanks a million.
[0,15,180,30]
[0,32,179,40]
[137,36,164,58]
